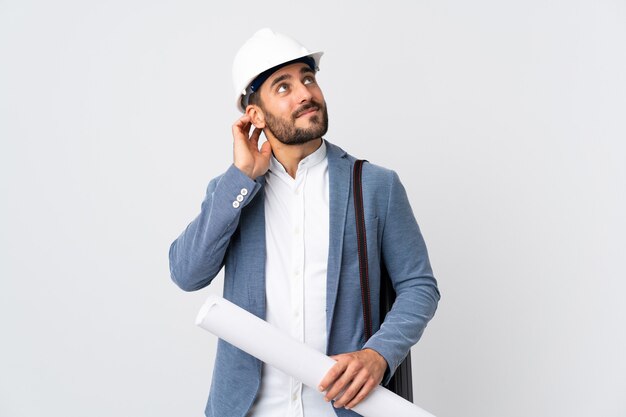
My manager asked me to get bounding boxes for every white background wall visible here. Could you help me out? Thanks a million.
[1,1,625,416]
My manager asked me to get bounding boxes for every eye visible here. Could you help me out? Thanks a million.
[303,76,315,85]
[277,83,288,93]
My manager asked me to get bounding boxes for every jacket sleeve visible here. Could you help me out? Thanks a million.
[168,164,263,291]
[363,170,440,383]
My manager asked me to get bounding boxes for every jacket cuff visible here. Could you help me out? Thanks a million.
[217,164,262,210]
[362,339,399,386]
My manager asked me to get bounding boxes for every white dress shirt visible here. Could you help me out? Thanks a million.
[248,141,336,417]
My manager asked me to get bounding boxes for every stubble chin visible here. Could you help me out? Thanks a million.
[267,105,329,146]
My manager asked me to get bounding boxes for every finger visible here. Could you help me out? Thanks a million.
[233,115,249,130]
[318,359,347,394]
[259,140,272,158]
[238,114,250,125]
[232,123,247,143]
[241,121,252,138]
[249,127,262,148]
[333,372,368,408]
[345,378,378,410]
[324,363,360,402]
[232,116,251,137]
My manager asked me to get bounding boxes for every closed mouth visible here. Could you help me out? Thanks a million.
[296,106,319,118]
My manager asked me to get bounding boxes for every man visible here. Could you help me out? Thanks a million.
[169,28,440,417]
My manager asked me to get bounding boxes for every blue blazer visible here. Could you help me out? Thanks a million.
[169,140,440,417]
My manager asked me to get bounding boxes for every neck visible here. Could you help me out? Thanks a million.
[267,137,323,178]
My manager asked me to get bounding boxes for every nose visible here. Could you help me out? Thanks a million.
[294,80,313,103]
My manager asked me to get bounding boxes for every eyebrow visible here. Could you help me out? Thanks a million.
[270,73,291,89]
[269,66,316,89]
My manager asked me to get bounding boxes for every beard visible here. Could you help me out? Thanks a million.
[262,100,329,145]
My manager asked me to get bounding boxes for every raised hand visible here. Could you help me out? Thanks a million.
[232,115,272,179]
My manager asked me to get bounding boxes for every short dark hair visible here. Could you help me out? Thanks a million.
[247,91,262,108]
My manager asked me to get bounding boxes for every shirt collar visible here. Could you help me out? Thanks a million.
[269,139,327,175]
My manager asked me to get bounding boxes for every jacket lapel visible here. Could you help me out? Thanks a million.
[325,140,352,341]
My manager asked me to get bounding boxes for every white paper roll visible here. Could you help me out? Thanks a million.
[195,295,436,417]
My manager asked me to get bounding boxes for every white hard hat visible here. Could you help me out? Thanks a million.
[232,28,323,112]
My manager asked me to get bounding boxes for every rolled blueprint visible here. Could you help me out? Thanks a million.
[195,295,436,417]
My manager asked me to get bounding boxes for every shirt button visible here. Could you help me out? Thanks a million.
[292,393,297,402]
[236,194,244,202]
[240,188,248,196]
[232,201,240,209]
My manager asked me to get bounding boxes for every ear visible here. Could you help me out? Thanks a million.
[246,105,266,129]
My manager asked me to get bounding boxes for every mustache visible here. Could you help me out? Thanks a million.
[293,101,321,118]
